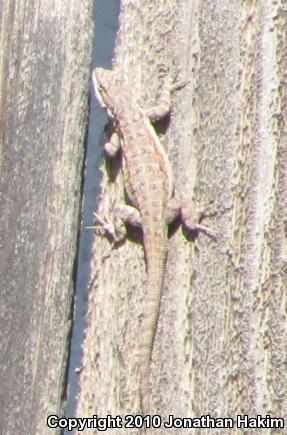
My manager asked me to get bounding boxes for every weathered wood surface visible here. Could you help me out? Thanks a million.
[0,1,92,433]
[77,1,287,434]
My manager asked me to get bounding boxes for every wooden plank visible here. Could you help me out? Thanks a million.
[0,1,93,433]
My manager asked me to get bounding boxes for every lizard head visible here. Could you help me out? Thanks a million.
[92,67,119,118]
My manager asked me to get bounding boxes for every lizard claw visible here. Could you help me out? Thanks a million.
[172,79,190,93]
[92,211,127,243]
[181,202,218,240]
[92,212,117,238]
[193,224,218,240]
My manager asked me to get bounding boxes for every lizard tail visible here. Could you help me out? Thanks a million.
[138,229,167,417]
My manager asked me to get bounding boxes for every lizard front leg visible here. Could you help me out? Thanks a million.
[145,76,173,121]
[102,130,121,157]
[145,74,189,122]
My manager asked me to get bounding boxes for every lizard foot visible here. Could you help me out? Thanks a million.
[172,78,190,93]
[91,211,126,243]
[181,202,218,240]
[92,212,116,237]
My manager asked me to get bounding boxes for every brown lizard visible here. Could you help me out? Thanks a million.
[92,67,213,425]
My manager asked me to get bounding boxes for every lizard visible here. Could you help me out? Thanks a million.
[92,67,214,425]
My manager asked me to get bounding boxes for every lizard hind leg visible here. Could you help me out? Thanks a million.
[165,195,218,238]
[94,203,142,242]
[164,196,181,225]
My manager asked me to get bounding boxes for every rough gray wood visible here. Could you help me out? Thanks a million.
[0,1,92,434]
[77,1,287,434]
